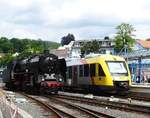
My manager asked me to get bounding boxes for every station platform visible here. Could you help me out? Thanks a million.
[0,89,33,118]
[129,83,150,98]
[0,89,3,118]
[131,82,150,88]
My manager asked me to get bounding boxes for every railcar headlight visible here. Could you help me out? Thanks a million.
[113,76,120,81]
[120,82,125,86]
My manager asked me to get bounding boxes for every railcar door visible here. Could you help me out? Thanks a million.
[72,66,78,86]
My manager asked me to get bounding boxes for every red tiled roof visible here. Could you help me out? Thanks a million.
[137,39,150,48]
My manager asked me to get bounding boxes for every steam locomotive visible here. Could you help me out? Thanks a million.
[3,51,66,94]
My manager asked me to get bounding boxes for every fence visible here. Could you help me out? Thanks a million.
[0,90,19,118]
[129,63,150,83]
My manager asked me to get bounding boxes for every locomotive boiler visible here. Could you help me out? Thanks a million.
[3,51,66,94]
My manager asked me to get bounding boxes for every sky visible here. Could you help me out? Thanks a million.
[0,0,150,42]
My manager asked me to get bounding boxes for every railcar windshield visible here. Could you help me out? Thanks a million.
[106,61,128,75]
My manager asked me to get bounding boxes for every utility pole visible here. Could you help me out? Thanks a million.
[123,37,128,61]
[124,44,128,61]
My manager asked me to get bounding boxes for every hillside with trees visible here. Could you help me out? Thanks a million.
[0,37,60,54]
[0,37,60,67]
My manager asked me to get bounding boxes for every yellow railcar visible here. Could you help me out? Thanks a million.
[65,54,131,93]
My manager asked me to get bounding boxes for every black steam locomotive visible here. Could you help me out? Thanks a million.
[3,51,66,94]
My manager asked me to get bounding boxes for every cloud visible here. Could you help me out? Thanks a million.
[0,0,150,42]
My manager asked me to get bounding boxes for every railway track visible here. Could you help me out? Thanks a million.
[22,93,115,118]
[49,96,115,118]
[65,88,150,102]
[21,93,77,118]
[114,95,150,103]
[55,94,150,115]
[95,92,150,102]
[126,95,150,102]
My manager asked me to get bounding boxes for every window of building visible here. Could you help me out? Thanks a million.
[90,64,96,77]
[84,64,89,76]
[98,64,105,76]
[79,65,83,77]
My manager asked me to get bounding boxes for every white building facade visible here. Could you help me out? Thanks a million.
[70,37,115,57]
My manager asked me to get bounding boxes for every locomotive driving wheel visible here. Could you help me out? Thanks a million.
[40,86,46,95]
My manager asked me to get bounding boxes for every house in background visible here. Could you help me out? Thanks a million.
[128,39,150,83]
[50,41,74,58]
[50,37,115,58]
[70,37,115,57]
[133,39,150,50]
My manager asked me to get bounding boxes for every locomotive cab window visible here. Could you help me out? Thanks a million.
[98,64,105,76]
[90,64,96,77]
[84,64,89,76]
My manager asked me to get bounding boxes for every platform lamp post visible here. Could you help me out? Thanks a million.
[138,57,142,83]
[123,37,128,62]
[124,44,128,62]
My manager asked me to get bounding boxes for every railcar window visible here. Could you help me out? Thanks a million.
[106,61,128,76]
[84,64,89,76]
[68,66,72,78]
[98,64,105,76]
[90,64,96,76]
[79,65,83,77]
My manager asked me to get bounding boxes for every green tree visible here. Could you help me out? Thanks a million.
[10,38,24,53]
[146,38,150,41]
[0,54,14,67]
[17,50,33,59]
[0,37,13,53]
[61,33,75,46]
[81,40,99,56]
[114,23,136,53]
[0,36,61,67]
[30,39,44,53]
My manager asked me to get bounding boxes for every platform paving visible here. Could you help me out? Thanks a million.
[0,90,3,118]
[0,89,4,118]
[131,82,150,88]
[129,83,150,98]
[131,83,150,93]
[0,89,33,118]
[0,109,3,118]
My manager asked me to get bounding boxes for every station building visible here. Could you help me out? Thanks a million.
[128,39,150,83]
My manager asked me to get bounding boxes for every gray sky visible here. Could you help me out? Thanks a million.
[0,0,150,42]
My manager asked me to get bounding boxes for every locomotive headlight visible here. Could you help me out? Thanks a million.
[49,57,52,60]
[59,78,62,82]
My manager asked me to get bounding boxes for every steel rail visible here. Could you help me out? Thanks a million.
[56,94,150,114]
[21,93,76,118]
[49,96,115,118]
